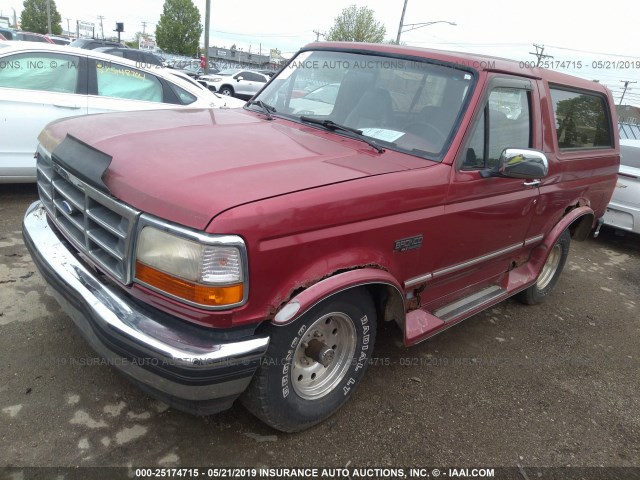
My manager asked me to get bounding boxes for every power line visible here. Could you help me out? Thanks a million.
[312,29,325,42]
[529,44,553,67]
[544,44,640,60]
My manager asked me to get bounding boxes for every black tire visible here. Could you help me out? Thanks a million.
[219,85,234,96]
[517,229,570,305]
[241,289,377,432]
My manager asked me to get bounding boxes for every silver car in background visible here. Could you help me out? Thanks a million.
[603,139,640,234]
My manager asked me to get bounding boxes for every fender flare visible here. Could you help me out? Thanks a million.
[528,206,594,274]
[272,268,405,326]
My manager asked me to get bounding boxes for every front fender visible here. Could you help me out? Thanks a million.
[272,268,404,326]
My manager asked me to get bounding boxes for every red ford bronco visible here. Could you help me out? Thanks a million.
[23,42,619,432]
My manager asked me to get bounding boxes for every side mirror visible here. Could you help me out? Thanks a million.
[237,76,243,82]
[481,148,548,179]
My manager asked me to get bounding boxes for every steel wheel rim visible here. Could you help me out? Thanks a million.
[537,244,562,290]
[291,312,356,400]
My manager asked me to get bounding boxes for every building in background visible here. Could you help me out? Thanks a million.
[207,45,274,70]
[617,105,640,125]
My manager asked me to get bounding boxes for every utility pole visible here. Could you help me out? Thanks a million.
[141,21,147,35]
[396,0,409,44]
[66,18,71,36]
[204,0,211,74]
[619,80,637,106]
[97,15,105,39]
[12,7,17,29]
[46,0,51,34]
[313,29,325,42]
[529,44,553,67]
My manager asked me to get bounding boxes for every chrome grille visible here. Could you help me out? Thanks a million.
[36,149,140,284]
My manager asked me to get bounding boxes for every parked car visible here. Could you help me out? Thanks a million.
[68,38,127,50]
[23,42,619,432]
[0,27,15,40]
[47,35,71,46]
[173,63,203,79]
[94,46,163,66]
[603,139,640,234]
[1,29,56,43]
[166,68,246,107]
[257,69,276,78]
[198,68,269,97]
[15,31,54,43]
[0,42,245,182]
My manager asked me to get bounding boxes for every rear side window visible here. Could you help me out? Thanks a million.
[171,84,197,105]
[550,88,612,150]
[96,61,163,102]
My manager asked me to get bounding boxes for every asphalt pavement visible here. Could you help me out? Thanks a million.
[0,184,638,472]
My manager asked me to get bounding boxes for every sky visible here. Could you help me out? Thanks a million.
[1,0,639,106]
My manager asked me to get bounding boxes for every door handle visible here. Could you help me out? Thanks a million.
[53,104,81,110]
[523,180,541,187]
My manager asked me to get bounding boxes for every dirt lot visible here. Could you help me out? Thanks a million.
[0,184,638,473]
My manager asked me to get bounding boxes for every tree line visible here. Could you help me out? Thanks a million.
[17,0,389,55]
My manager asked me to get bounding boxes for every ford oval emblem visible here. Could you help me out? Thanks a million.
[60,200,75,215]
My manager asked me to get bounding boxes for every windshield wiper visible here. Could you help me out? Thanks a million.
[299,116,385,153]
[246,100,276,120]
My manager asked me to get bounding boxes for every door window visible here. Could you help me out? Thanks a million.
[95,61,163,102]
[0,53,79,93]
[462,87,531,169]
[243,72,266,83]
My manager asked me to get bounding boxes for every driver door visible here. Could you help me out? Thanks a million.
[422,76,543,306]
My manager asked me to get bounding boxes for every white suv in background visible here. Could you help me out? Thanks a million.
[198,69,269,98]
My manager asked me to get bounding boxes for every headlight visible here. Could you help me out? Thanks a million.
[212,78,222,82]
[135,225,246,308]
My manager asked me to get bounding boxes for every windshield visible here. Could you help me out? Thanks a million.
[254,50,474,158]
[303,84,340,103]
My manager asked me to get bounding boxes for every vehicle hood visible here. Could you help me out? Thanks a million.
[40,108,425,230]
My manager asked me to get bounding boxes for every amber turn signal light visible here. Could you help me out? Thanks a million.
[135,261,243,307]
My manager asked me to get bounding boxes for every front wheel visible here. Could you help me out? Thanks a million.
[241,289,377,432]
[219,86,234,96]
[517,229,570,305]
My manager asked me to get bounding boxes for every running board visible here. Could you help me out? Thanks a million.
[433,285,505,322]
[404,285,507,346]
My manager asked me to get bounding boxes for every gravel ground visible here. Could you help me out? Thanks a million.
[0,184,638,475]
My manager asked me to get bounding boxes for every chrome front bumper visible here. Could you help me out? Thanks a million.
[22,201,269,415]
